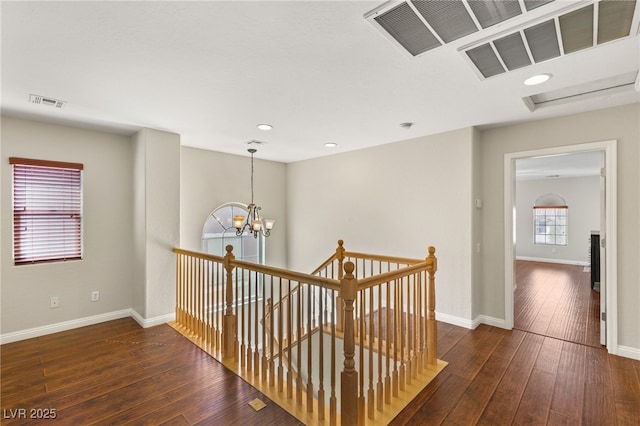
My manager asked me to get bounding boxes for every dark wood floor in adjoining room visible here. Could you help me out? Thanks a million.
[2,318,639,425]
[514,260,600,348]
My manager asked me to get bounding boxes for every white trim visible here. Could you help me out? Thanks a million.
[473,315,507,329]
[0,309,176,344]
[435,312,506,330]
[130,310,176,328]
[435,311,475,329]
[617,345,640,361]
[0,309,131,344]
[516,256,590,267]
[505,140,618,354]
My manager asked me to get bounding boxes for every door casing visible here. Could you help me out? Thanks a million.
[503,140,617,353]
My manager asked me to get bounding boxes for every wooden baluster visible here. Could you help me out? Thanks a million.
[307,284,314,413]
[199,258,203,345]
[254,271,260,376]
[247,271,253,372]
[210,261,214,348]
[377,283,383,412]
[406,276,412,386]
[318,287,325,420]
[268,292,275,387]
[175,253,181,326]
[330,288,337,426]
[340,261,358,426]
[399,275,406,392]
[358,282,365,424]
[240,268,246,369]
[287,279,293,399]
[385,280,391,405]
[368,286,374,420]
[426,246,438,368]
[190,256,195,334]
[278,278,284,393]
[213,263,224,351]
[336,239,345,332]
[262,275,268,381]
[392,278,399,397]
[296,281,303,405]
[223,245,236,360]
[205,260,209,349]
[417,271,424,373]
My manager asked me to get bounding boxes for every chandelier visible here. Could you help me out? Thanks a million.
[233,148,274,238]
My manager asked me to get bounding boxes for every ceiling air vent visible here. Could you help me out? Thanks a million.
[365,0,556,58]
[461,0,640,80]
[29,94,65,108]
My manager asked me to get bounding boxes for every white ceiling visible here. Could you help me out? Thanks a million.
[1,1,639,163]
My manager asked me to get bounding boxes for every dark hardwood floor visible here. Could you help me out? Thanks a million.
[514,260,601,348]
[2,317,639,425]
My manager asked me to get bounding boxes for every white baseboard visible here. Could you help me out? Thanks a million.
[516,256,589,267]
[0,309,175,345]
[617,345,640,361]
[435,312,508,330]
[435,311,475,329]
[130,310,176,328]
[473,314,507,329]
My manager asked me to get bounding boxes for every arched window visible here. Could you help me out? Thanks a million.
[202,203,264,264]
[533,193,568,246]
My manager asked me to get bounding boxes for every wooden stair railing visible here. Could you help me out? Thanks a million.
[172,240,444,426]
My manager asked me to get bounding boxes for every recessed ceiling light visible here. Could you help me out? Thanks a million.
[257,124,273,131]
[324,142,337,148]
[524,73,552,86]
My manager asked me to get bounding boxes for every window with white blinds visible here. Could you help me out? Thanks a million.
[10,157,83,265]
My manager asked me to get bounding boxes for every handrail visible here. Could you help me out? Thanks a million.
[231,257,341,292]
[310,253,337,276]
[174,247,224,261]
[343,251,423,266]
[173,247,340,291]
[357,261,432,291]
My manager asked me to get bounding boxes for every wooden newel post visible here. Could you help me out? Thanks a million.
[340,261,358,426]
[336,240,345,333]
[223,245,237,360]
[426,246,437,368]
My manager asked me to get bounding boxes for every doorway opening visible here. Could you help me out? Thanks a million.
[504,140,618,354]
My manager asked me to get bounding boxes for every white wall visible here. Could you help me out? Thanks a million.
[1,117,135,334]
[180,147,288,268]
[516,176,600,265]
[133,128,181,321]
[481,103,639,352]
[287,128,476,325]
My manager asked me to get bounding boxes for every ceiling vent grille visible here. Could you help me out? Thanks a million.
[29,94,65,108]
[365,0,555,58]
[366,0,639,80]
[462,0,638,79]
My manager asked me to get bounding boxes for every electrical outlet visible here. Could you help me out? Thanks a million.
[91,291,100,302]
[50,296,59,308]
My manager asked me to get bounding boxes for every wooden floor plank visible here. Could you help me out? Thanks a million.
[549,341,587,422]
[441,354,509,425]
[2,317,639,425]
[514,261,600,348]
[512,368,555,424]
